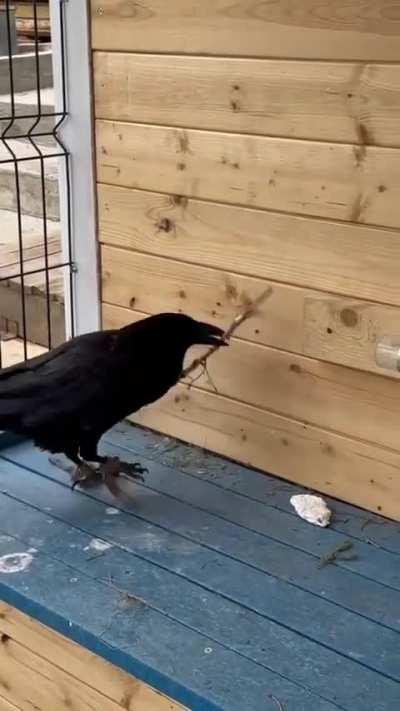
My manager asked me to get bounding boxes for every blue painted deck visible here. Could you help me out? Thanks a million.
[0,423,399,710]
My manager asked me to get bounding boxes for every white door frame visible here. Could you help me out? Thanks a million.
[49,0,100,338]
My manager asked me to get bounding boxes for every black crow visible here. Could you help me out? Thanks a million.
[0,313,227,494]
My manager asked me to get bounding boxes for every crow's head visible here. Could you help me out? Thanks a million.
[188,317,228,347]
[129,313,228,349]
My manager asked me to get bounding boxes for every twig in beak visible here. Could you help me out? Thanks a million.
[181,286,273,386]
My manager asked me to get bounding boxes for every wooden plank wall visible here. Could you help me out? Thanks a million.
[91,1,400,518]
[0,602,185,710]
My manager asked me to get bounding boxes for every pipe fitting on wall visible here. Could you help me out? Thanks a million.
[375,339,400,372]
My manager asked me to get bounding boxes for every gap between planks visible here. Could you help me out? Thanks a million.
[92,50,400,65]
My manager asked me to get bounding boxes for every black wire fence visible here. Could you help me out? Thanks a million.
[0,0,73,368]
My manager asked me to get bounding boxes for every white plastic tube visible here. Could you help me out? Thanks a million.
[375,339,400,372]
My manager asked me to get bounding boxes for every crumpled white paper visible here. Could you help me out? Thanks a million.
[290,494,331,527]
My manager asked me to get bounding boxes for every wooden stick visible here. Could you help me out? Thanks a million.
[181,286,273,382]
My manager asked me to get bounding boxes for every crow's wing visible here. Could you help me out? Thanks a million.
[0,331,118,431]
[0,339,72,382]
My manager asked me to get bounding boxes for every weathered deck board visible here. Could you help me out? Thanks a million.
[1,442,400,672]
[6,444,400,638]
[98,442,400,590]
[0,535,231,711]
[1,493,399,708]
[107,424,400,556]
[0,536,340,710]
[1,428,399,709]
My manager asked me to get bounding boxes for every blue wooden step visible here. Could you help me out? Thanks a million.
[0,425,399,710]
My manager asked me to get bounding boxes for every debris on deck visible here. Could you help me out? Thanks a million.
[318,540,356,569]
[290,494,332,527]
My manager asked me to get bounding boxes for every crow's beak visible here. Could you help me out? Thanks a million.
[197,321,228,347]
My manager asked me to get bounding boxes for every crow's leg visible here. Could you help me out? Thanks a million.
[80,440,147,484]
[64,449,99,489]
[90,457,145,499]
[78,438,146,498]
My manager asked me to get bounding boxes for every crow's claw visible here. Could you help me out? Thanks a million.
[98,456,147,483]
[118,461,147,482]
[70,462,99,489]
[96,456,146,500]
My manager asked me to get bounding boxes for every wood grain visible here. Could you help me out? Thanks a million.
[94,53,400,147]
[103,302,400,452]
[98,185,400,307]
[132,380,400,520]
[303,296,400,377]
[91,0,400,61]
[101,245,400,378]
[0,603,185,711]
[0,636,123,711]
[101,245,308,353]
[0,697,20,711]
[96,121,400,227]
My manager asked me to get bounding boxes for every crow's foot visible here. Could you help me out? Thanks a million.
[49,456,99,489]
[97,457,146,499]
[118,459,147,482]
[49,455,146,499]
[71,462,99,489]
[98,456,147,483]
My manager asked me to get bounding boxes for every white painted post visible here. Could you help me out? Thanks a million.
[49,0,100,338]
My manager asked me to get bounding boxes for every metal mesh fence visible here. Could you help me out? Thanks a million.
[0,0,73,368]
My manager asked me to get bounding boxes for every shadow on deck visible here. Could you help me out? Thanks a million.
[0,423,399,710]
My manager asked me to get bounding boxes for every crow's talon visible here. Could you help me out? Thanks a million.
[119,461,147,482]
[71,462,98,489]
[96,457,139,500]
[98,457,147,483]
[98,456,120,480]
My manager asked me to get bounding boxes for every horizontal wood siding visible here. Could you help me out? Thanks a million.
[102,301,400,452]
[0,697,19,711]
[94,53,400,147]
[0,603,185,711]
[91,0,400,61]
[92,0,400,516]
[96,121,400,228]
[101,244,400,378]
[98,184,400,307]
